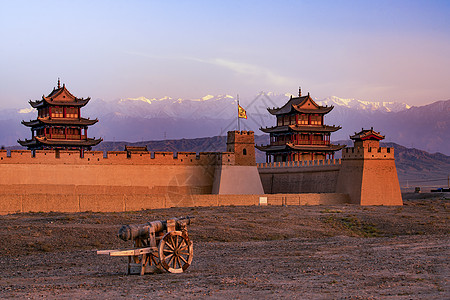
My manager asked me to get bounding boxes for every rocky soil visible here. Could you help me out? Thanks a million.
[0,193,449,299]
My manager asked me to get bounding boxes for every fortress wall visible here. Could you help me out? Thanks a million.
[341,147,395,160]
[266,193,350,205]
[0,192,351,214]
[335,159,364,204]
[258,159,341,169]
[337,147,402,205]
[0,150,232,165]
[0,163,216,188]
[359,159,402,205]
[258,161,341,194]
[212,165,264,194]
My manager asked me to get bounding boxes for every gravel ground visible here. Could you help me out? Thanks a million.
[0,194,449,299]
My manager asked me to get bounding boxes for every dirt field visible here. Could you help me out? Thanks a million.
[0,193,449,299]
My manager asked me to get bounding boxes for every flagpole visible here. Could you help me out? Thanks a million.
[237,94,240,131]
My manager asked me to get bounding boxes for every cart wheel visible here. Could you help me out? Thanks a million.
[158,231,193,273]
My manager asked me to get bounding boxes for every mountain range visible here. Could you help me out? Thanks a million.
[1,93,449,155]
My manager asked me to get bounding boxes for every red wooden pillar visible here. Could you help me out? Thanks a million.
[65,127,67,139]
[308,114,311,125]
[63,107,66,118]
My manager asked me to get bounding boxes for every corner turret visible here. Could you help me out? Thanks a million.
[350,127,385,149]
[337,128,402,205]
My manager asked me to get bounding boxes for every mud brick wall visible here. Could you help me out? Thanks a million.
[0,193,351,214]
[258,161,341,194]
[336,147,402,205]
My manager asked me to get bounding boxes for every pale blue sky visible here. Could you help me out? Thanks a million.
[1,0,449,108]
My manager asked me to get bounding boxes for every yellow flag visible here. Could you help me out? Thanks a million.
[238,104,247,119]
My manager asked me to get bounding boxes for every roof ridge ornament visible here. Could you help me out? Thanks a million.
[57,78,61,89]
[299,86,301,97]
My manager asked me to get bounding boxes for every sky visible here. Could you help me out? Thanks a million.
[1,0,449,109]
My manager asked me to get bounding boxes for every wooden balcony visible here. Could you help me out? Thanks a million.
[46,134,86,140]
[270,140,330,146]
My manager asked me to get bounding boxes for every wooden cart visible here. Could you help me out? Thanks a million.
[97,217,193,275]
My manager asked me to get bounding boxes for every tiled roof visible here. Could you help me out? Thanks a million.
[260,125,341,133]
[256,143,344,152]
[22,117,98,127]
[350,128,385,140]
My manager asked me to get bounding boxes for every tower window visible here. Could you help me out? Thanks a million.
[243,148,247,155]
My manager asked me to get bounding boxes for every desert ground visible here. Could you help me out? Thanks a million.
[0,193,448,299]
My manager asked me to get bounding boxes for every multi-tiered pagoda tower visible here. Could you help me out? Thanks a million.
[18,80,102,151]
[257,88,344,162]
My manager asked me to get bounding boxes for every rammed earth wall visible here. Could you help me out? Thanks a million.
[0,142,402,214]
[0,192,351,214]
[0,149,270,214]
[258,147,402,206]
[258,159,341,194]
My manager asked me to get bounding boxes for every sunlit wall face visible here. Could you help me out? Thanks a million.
[0,0,449,108]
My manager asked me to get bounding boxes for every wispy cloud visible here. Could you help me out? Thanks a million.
[124,51,295,87]
[193,57,296,87]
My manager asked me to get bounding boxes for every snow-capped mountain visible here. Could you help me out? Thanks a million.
[316,96,411,112]
[85,94,238,120]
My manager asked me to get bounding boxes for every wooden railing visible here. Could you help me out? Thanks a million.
[270,140,330,146]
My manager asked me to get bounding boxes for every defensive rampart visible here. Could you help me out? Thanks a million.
[0,131,403,213]
[336,146,402,205]
[258,147,402,206]
[258,159,341,194]
[0,192,351,214]
[0,149,235,165]
[0,150,229,196]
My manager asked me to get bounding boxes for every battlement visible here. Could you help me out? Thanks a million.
[0,149,236,166]
[227,130,254,144]
[342,147,395,159]
[229,130,254,136]
[227,130,256,166]
[257,159,341,169]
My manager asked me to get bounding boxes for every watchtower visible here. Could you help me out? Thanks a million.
[336,128,402,205]
[226,131,256,166]
[18,80,102,151]
[212,131,264,194]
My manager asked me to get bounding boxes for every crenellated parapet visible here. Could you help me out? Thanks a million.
[0,149,236,166]
[341,146,394,160]
[257,159,341,169]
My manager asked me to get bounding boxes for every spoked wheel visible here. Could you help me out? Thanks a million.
[158,231,193,273]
